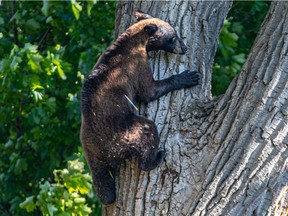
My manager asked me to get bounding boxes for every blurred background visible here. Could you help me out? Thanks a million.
[0,1,269,215]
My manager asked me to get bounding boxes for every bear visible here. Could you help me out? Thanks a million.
[80,11,199,205]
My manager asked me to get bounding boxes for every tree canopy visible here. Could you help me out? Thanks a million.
[0,1,269,215]
[0,1,115,215]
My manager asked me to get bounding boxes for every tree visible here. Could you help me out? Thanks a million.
[103,1,288,215]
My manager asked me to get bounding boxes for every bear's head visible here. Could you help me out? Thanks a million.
[135,11,187,55]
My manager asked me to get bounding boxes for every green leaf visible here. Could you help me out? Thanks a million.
[28,54,43,72]
[232,53,246,64]
[46,16,53,23]
[25,19,41,31]
[32,90,44,102]
[74,197,85,204]
[52,59,67,80]
[24,43,38,53]
[47,203,57,216]
[20,196,36,212]
[14,158,28,175]
[57,64,67,80]
[10,11,21,22]
[232,22,244,34]
[0,17,4,25]
[71,1,82,20]
[71,5,80,20]
[82,204,92,214]
[32,84,44,91]
[41,0,50,16]
[0,59,9,73]
[10,56,22,71]
[40,181,51,193]
[4,140,14,148]
[68,159,84,171]
[46,97,56,112]
[87,1,96,16]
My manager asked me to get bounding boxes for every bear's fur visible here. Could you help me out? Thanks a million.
[80,11,199,205]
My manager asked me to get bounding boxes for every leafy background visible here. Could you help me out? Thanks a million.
[0,1,269,215]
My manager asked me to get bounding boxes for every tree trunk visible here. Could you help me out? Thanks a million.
[103,1,288,215]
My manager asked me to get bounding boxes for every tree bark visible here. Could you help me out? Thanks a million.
[103,1,288,215]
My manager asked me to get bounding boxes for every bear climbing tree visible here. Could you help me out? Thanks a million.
[102,1,288,216]
[80,11,199,205]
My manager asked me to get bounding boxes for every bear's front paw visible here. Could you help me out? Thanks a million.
[179,70,200,87]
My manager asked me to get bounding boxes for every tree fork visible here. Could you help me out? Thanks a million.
[103,1,288,215]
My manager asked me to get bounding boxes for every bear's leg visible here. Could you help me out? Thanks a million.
[122,115,165,171]
[138,148,165,171]
[92,164,117,205]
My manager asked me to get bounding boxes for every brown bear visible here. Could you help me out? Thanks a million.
[80,11,199,205]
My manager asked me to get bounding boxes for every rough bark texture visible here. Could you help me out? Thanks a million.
[103,1,288,215]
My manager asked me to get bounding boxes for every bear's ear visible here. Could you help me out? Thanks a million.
[135,10,154,22]
[144,24,158,36]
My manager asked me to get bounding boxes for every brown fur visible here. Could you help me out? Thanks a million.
[80,11,199,205]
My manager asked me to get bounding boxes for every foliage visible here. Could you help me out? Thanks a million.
[20,155,101,216]
[212,1,270,96]
[0,1,115,215]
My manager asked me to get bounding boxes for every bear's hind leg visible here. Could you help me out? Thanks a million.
[123,115,165,171]
[92,164,116,205]
[138,148,165,171]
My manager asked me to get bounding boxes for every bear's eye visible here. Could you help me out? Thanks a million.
[168,37,176,44]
